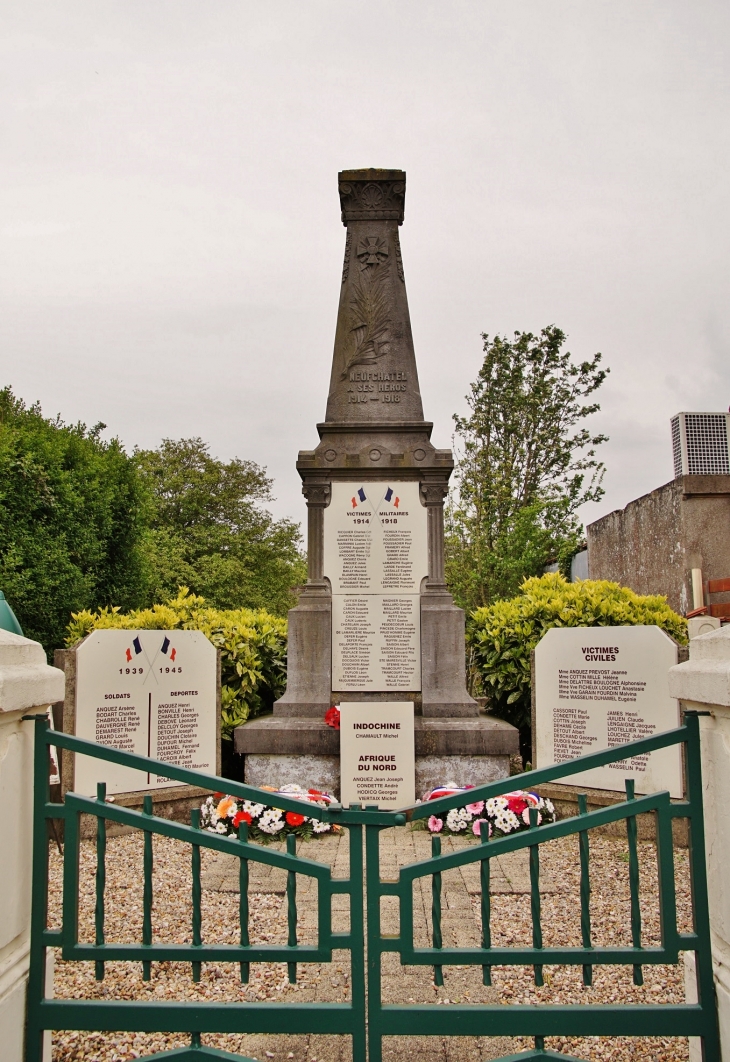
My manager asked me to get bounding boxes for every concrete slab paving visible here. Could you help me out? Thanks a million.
[202,826,563,1061]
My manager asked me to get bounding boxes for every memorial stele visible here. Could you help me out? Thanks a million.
[235,169,518,796]
[534,625,683,798]
[61,629,218,798]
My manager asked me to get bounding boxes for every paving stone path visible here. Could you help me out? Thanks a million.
[202,826,562,1062]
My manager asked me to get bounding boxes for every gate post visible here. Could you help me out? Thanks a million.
[0,632,64,1062]
[670,625,730,1060]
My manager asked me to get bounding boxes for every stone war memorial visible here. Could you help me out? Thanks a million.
[235,169,518,797]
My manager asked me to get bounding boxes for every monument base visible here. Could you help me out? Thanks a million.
[245,753,340,794]
[234,713,519,800]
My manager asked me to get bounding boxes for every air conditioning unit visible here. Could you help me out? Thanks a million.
[671,412,730,477]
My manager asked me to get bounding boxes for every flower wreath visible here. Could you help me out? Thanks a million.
[201,784,341,842]
[421,785,556,838]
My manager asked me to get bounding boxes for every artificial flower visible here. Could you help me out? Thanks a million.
[428,815,444,832]
[285,811,306,827]
[216,796,237,819]
[233,810,252,828]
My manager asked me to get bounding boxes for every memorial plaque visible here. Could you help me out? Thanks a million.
[73,629,217,796]
[534,626,682,797]
[339,702,415,808]
[324,481,427,691]
[331,594,420,690]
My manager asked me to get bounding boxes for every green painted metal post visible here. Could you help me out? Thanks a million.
[95,783,107,981]
[577,792,592,986]
[625,779,644,986]
[191,808,202,983]
[479,824,491,986]
[142,794,154,981]
[529,806,544,988]
[431,834,444,987]
[348,823,367,1062]
[366,822,384,1062]
[684,711,721,1060]
[286,833,298,984]
[238,821,250,984]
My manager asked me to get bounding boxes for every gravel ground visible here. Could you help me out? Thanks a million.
[47,827,695,1062]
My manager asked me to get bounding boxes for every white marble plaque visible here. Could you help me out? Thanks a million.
[325,481,427,691]
[324,481,428,594]
[332,594,420,690]
[74,629,217,796]
[534,626,682,797]
[339,702,415,808]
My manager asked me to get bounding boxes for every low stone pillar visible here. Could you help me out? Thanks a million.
[668,626,730,1059]
[0,632,64,1062]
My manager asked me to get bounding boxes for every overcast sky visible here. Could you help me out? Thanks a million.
[2,1,728,536]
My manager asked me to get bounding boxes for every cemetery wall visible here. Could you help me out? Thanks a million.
[587,474,730,614]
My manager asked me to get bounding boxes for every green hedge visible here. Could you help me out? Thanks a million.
[66,588,287,740]
[468,573,687,732]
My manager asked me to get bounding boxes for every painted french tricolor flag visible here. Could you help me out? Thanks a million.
[161,636,177,663]
[125,636,143,663]
[384,487,400,508]
[351,487,367,508]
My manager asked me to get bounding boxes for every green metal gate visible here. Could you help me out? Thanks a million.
[25,712,719,1062]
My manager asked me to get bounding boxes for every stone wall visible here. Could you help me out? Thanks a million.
[587,474,730,614]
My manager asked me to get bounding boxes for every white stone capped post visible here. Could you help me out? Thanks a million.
[669,626,730,1061]
[0,631,64,1062]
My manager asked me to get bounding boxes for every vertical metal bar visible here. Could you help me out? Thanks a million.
[479,823,491,985]
[431,834,444,986]
[366,822,384,1062]
[683,712,721,1060]
[94,782,107,981]
[142,794,153,981]
[25,715,52,1062]
[286,832,297,984]
[238,821,250,984]
[529,806,543,987]
[625,779,643,985]
[191,808,202,983]
[348,823,367,1062]
[577,793,592,986]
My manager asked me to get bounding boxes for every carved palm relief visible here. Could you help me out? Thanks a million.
[340,237,393,379]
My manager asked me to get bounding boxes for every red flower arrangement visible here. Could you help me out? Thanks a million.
[232,810,252,829]
[324,706,341,730]
[285,811,306,827]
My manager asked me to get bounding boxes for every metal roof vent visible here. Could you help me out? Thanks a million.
[671,412,730,477]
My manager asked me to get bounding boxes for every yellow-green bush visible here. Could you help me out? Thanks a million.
[468,573,687,732]
[66,588,287,740]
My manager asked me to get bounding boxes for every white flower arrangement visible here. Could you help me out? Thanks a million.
[422,785,556,838]
[200,784,341,842]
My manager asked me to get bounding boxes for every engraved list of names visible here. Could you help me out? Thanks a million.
[324,481,427,691]
[534,626,682,797]
[74,629,218,796]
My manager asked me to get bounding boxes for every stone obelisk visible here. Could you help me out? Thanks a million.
[235,169,517,794]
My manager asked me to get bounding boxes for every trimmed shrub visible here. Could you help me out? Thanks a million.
[66,588,287,740]
[468,573,687,734]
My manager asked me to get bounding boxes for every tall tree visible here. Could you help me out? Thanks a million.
[135,438,306,615]
[0,387,149,653]
[445,326,608,612]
